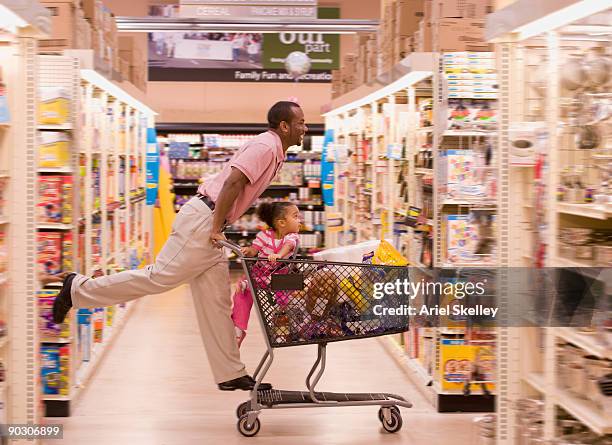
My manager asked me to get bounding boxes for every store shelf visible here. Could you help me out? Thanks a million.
[555,388,612,435]
[555,328,611,360]
[37,223,73,230]
[0,122,11,128]
[0,217,8,225]
[555,256,595,268]
[557,203,612,220]
[443,130,496,137]
[442,199,497,206]
[38,167,73,174]
[0,337,8,349]
[38,124,73,131]
[418,127,434,133]
[523,372,545,393]
[415,168,433,175]
[42,395,71,401]
[41,337,72,344]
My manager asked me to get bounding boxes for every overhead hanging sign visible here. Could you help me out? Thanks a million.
[179,0,317,5]
[149,5,337,83]
[179,4,317,19]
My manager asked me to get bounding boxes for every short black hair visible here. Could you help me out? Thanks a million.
[267,101,301,129]
[256,201,295,229]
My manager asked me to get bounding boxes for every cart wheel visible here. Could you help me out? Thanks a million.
[237,414,261,437]
[381,409,403,433]
[236,402,250,419]
[378,406,400,424]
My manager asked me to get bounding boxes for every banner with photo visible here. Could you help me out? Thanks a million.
[148,5,339,83]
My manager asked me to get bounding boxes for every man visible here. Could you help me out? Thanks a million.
[53,101,308,391]
[231,34,244,63]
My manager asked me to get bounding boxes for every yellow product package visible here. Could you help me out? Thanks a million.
[339,275,369,313]
[39,87,70,125]
[39,132,70,168]
[372,240,409,266]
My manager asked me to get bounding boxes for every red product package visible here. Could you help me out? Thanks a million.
[38,231,62,274]
[38,177,63,223]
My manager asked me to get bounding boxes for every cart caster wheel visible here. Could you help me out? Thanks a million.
[378,406,400,424]
[237,414,261,437]
[236,402,251,419]
[381,409,402,433]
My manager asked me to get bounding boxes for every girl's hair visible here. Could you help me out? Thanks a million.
[256,202,294,229]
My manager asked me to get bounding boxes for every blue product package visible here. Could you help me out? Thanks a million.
[41,345,61,394]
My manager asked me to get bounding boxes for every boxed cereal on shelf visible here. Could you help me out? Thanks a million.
[37,231,63,274]
[41,344,70,395]
[38,176,63,223]
[38,290,71,339]
[38,87,70,125]
[61,175,73,224]
[39,132,71,168]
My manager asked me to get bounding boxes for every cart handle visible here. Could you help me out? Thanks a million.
[218,239,244,257]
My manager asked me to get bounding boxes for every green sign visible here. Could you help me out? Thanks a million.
[262,7,339,71]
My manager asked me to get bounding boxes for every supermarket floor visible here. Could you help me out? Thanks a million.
[44,283,478,445]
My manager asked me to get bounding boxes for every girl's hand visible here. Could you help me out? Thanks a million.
[268,254,280,263]
[241,246,257,257]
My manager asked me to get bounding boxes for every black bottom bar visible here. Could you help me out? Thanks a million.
[437,394,495,413]
[44,400,71,417]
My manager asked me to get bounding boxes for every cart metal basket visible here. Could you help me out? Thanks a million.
[221,241,413,437]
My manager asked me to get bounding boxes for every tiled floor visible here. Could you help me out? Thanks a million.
[44,284,478,445]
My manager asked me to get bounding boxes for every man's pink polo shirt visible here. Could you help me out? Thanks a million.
[197,130,285,224]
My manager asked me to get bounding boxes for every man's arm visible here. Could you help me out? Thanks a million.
[210,166,250,247]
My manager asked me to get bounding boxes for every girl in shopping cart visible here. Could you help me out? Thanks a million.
[231,201,301,346]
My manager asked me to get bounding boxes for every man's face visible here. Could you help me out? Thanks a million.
[285,107,308,147]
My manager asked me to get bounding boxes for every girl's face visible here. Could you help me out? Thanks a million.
[277,205,301,234]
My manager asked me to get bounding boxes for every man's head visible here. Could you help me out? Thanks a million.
[267,101,308,150]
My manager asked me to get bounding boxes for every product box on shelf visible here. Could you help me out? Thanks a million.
[436,19,490,52]
[77,309,92,362]
[39,2,78,52]
[433,0,493,20]
[62,232,73,271]
[38,290,71,339]
[38,176,63,223]
[395,0,425,36]
[38,86,70,125]
[61,175,73,224]
[41,344,70,395]
[38,231,63,274]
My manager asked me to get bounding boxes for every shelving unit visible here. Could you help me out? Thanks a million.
[0,0,52,431]
[156,124,327,263]
[488,1,612,443]
[324,52,497,413]
[36,55,155,417]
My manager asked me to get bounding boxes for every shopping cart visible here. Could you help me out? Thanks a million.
[220,241,413,437]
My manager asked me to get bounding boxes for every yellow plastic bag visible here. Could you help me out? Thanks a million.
[372,240,409,266]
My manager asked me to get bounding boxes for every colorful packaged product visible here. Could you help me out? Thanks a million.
[39,131,70,168]
[37,231,62,274]
[38,176,63,223]
[61,175,73,224]
[62,232,73,271]
[38,290,70,339]
[41,344,70,395]
[77,309,92,362]
[38,87,70,125]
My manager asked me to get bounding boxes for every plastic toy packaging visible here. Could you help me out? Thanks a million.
[39,131,71,168]
[38,87,70,125]
[38,176,63,223]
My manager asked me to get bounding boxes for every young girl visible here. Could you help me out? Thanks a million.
[231,202,301,346]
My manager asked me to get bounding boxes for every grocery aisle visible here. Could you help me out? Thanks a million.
[44,282,477,445]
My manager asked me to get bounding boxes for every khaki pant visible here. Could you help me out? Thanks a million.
[71,197,246,383]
